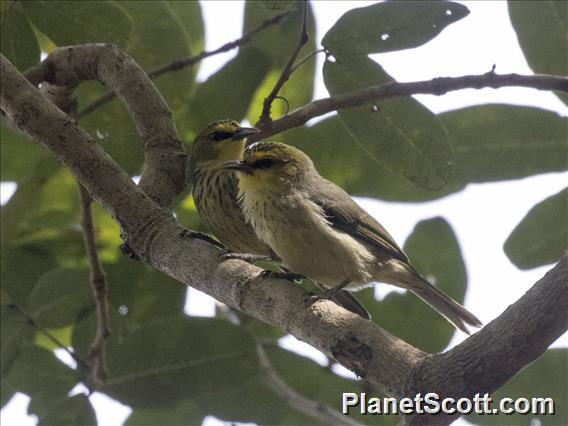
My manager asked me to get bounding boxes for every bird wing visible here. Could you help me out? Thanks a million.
[308,176,408,263]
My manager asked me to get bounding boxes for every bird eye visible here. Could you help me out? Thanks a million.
[210,131,230,141]
[254,157,275,169]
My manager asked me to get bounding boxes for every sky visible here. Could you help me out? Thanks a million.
[2,1,567,425]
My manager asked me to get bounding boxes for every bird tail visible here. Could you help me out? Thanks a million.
[399,264,482,334]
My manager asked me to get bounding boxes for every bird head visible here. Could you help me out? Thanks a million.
[222,142,314,191]
[189,120,259,173]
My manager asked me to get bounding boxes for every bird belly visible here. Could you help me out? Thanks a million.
[241,192,375,287]
[193,170,272,255]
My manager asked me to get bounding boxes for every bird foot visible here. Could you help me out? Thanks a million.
[259,270,304,283]
[179,229,225,249]
[119,243,140,260]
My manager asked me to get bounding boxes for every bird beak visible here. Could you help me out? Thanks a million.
[231,127,260,140]
[222,160,254,174]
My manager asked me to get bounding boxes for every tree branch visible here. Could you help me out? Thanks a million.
[250,72,568,141]
[73,10,292,118]
[257,344,361,426]
[259,1,310,125]
[400,255,568,425]
[3,53,566,425]
[78,184,110,385]
[21,44,186,210]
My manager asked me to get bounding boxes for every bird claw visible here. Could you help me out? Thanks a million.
[119,243,140,260]
[260,270,304,283]
[179,229,225,249]
[306,286,342,307]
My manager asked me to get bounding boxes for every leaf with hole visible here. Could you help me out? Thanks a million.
[322,1,469,59]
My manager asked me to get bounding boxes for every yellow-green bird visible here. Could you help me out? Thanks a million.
[187,120,370,319]
[223,141,482,333]
[188,120,272,256]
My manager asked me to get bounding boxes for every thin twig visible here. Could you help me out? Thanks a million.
[258,0,310,125]
[78,183,111,385]
[7,303,90,372]
[76,10,292,118]
[249,72,568,141]
[290,48,325,75]
[256,344,361,426]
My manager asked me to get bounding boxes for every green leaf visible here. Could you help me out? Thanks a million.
[77,0,195,174]
[34,325,72,351]
[467,349,567,426]
[20,0,132,47]
[195,371,322,425]
[508,1,568,106]
[322,1,469,59]
[260,1,294,11]
[106,260,186,325]
[70,304,124,361]
[265,346,381,425]
[166,0,204,54]
[119,1,194,109]
[504,188,567,270]
[1,306,34,377]
[3,344,77,418]
[324,56,454,190]
[126,400,204,426]
[243,1,316,123]
[102,316,259,408]
[0,244,58,308]
[0,6,40,70]
[363,217,468,352]
[441,105,568,183]
[40,394,97,426]
[282,116,464,202]
[76,85,145,175]
[29,268,93,328]
[188,47,271,131]
[1,376,16,408]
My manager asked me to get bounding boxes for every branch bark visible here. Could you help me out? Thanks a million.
[250,72,568,141]
[23,44,186,209]
[2,51,567,425]
[78,183,110,385]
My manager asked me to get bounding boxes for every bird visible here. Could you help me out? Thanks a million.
[223,141,482,333]
[188,119,272,257]
[187,120,370,319]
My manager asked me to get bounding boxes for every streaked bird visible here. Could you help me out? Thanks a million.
[224,141,482,333]
[188,120,370,319]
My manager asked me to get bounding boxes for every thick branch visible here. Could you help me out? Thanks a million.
[1,52,426,396]
[250,72,568,141]
[23,44,186,209]
[3,54,566,423]
[401,255,568,425]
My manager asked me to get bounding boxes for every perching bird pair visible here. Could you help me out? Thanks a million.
[188,119,481,333]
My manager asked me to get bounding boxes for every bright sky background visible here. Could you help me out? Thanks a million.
[2,1,567,425]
